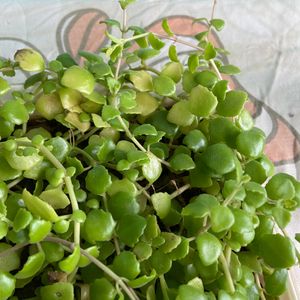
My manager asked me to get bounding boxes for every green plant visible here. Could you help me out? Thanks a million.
[0,0,299,299]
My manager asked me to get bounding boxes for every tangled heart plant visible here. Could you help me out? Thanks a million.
[0,0,299,299]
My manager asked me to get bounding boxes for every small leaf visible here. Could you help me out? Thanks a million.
[15,251,45,279]
[102,105,120,121]
[113,251,140,280]
[216,90,248,117]
[188,85,218,117]
[0,271,15,299]
[153,75,176,96]
[168,44,179,62]
[219,64,240,75]
[142,153,162,183]
[84,209,116,243]
[151,192,171,219]
[159,232,181,253]
[29,219,52,243]
[194,70,218,89]
[133,124,157,136]
[272,207,291,229]
[40,283,74,300]
[100,18,121,28]
[90,278,116,300]
[119,89,136,109]
[128,269,156,288]
[162,18,174,36]
[195,31,208,41]
[85,165,111,195]
[167,101,195,127]
[119,0,136,9]
[59,245,81,274]
[259,234,297,268]
[150,250,172,275]
[210,18,225,31]
[182,194,219,218]
[196,232,222,266]
[212,80,228,101]
[148,32,165,50]
[56,53,77,67]
[183,129,207,152]
[136,48,160,60]
[117,214,147,246]
[91,114,109,128]
[210,205,235,232]
[129,71,153,92]
[24,72,44,89]
[0,99,29,125]
[169,153,195,171]
[188,54,199,73]
[204,42,217,60]
[22,189,59,222]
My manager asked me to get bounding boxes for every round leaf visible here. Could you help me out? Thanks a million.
[85,165,111,195]
[153,75,176,96]
[113,251,140,280]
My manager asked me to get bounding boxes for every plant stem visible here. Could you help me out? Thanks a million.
[170,184,190,199]
[159,275,170,300]
[0,242,29,258]
[7,176,23,189]
[219,252,235,294]
[44,236,139,300]
[222,182,243,206]
[71,147,97,167]
[255,273,266,300]
[39,144,80,246]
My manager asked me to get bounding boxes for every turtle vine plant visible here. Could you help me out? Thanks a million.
[0,0,299,299]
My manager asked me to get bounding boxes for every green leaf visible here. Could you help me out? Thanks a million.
[40,283,74,300]
[100,18,121,28]
[178,285,206,300]
[59,245,81,274]
[202,143,235,175]
[195,31,208,41]
[272,207,291,228]
[15,251,45,279]
[102,105,120,121]
[210,205,235,232]
[183,129,207,152]
[48,60,63,72]
[142,153,162,183]
[151,192,171,219]
[161,62,183,83]
[169,153,195,171]
[189,85,218,117]
[128,269,156,288]
[219,64,240,75]
[194,70,218,89]
[0,77,10,95]
[159,232,181,253]
[90,62,112,78]
[14,48,45,72]
[119,0,136,9]
[216,90,248,117]
[119,89,136,109]
[264,269,288,296]
[150,249,172,275]
[196,232,222,266]
[41,242,64,263]
[85,165,111,195]
[168,44,179,62]
[29,219,52,243]
[108,192,139,220]
[129,71,153,92]
[204,42,217,60]
[210,18,225,31]
[56,53,77,67]
[113,251,140,280]
[182,194,219,218]
[24,72,44,89]
[153,75,176,96]
[188,54,199,73]
[22,189,59,222]
[84,209,116,242]
[61,66,95,95]
[136,48,160,60]
[0,271,15,300]
[13,208,32,232]
[212,80,228,101]
[266,173,295,201]
[39,187,70,210]
[162,18,174,36]
[0,243,21,272]
[148,32,165,50]
[0,99,29,125]
[117,214,147,246]
[259,234,297,268]
[167,101,195,127]
[133,124,157,136]
[107,178,137,197]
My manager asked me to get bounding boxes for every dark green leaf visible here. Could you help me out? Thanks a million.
[204,42,217,60]
[170,153,195,171]
[56,53,77,67]
[148,32,165,50]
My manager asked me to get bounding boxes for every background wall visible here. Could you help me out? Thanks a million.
[0,0,299,296]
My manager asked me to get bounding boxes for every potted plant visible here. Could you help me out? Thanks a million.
[0,0,299,299]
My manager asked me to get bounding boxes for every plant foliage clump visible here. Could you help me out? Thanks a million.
[0,1,299,299]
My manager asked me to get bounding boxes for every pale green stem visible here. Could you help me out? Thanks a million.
[159,275,170,300]
[222,182,243,206]
[71,147,97,167]
[255,273,266,300]
[39,144,80,246]
[219,252,235,294]
[170,184,190,199]
[0,242,29,258]
[44,236,139,300]
[7,176,23,189]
